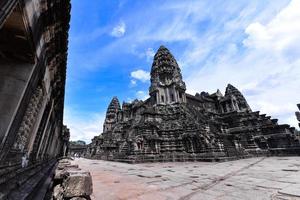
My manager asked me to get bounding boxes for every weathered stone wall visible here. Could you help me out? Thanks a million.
[0,60,34,142]
[0,0,70,163]
[0,0,70,198]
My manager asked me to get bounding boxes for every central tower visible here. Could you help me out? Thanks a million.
[149,46,186,105]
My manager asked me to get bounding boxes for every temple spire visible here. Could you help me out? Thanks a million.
[103,97,121,132]
[149,45,186,105]
[225,84,251,112]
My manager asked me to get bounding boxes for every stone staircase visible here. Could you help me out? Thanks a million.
[0,159,57,200]
[160,132,184,153]
[120,142,129,153]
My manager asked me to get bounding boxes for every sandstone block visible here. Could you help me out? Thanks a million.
[53,185,64,200]
[57,162,71,170]
[63,171,93,198]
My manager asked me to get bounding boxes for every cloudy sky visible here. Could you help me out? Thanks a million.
[65,0,300,143]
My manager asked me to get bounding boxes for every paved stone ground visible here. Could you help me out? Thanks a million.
[72,157,300,200]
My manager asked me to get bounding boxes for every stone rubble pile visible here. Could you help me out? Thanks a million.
[52,159,93,200]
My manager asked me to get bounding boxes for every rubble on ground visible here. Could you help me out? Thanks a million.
[52,158,93,200]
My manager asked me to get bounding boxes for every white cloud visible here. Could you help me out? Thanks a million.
[68,0,299,137]
[243,0,300,54]
[129,79,137,87]
[136,90,149,100]
[146,48,155,61]
[184,0,300,128]
[111,21,126,37]
[130,69,150,82]
[64,106,105,144]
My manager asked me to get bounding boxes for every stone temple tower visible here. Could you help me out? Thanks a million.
[149,46,186,105]
[224,84,252,112]
[103,97,121,133]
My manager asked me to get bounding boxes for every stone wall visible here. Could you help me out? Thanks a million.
[0,0,70,198]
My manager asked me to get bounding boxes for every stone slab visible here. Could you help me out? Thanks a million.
[72,157,300,200]
[279,185,300,197]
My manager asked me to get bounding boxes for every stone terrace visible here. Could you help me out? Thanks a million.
[73,157,300,200]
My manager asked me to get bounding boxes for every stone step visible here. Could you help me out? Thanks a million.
[0,160,56,200]
[8,160,56,200]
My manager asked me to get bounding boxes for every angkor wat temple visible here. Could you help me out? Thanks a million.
[87,46,300,163]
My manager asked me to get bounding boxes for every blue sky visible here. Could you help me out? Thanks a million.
[64,0,300,143]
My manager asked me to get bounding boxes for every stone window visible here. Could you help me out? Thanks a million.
[161,95,164,102]
[223,104,227,112]
[151,94,156,105]
[171,94,174,102]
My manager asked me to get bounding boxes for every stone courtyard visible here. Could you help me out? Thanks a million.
[73,157,300,200]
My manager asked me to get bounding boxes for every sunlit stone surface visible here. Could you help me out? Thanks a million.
[73,157,300,200]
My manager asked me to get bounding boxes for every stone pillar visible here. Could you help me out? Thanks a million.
[172,86,177,102]
[226,103,230,112]
[35,102,53,159]
[39,123,54,159]
[165,88,168,103]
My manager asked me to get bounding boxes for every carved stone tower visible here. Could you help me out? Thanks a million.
[103,97,121,132]
[149,46,186,105]
[223,84,252,112]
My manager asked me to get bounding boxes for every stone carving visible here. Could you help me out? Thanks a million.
[13,86,44,152]
[0,0,70,198]
[89,46,300,162]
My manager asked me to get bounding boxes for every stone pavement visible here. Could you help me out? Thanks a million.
[72,157,300,200]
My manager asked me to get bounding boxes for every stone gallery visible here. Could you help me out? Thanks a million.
[0,0,85,199]
[87,46,300,163]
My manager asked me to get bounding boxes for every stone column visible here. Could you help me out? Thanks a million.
[36,103,54,159]
[231,99,235,111]
[226,103,230,112]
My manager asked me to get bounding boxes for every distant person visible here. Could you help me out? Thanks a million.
[21,153,28,168]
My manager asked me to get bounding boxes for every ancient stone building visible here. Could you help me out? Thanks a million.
[0,0,70,198]
[68,140,88,157]
[89,46,300,163]
[296,104,300,128]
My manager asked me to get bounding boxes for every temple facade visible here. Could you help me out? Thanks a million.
[87,46,300,163]
[0,0,70,198]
